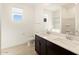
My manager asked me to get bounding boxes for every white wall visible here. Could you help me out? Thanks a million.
[34,4,56,33]
[1,3,55,49]
[0,4,2,53]
[1,4,35,49]
[34,4,46,33]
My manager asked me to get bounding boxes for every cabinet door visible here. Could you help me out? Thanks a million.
[47,40,57,55]
[40,37,47,55]
[35,35,47,55]
[35,35,41,54]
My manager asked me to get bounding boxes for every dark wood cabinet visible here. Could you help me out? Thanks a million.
[46,40,75,55]
[46,40,58,55]
[35,35,47,55]
[35,35,76,55]
[40,38,47,55]
[35,35,41,54]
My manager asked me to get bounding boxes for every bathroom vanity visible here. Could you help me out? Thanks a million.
[35,32,79,55]
[34,3,79,55]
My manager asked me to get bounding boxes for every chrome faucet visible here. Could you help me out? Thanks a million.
[66,31,73,40]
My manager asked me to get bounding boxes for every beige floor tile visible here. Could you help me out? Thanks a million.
[1,42,37,55]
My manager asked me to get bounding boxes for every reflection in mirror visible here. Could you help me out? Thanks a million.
[52,10,61,33]
[44,3,79,36]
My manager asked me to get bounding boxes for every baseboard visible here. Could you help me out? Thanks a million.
[1,39,35,51]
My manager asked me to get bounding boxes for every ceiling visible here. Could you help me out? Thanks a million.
[42,3,75,11]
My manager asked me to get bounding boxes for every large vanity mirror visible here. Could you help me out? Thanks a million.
[44,3,79,36]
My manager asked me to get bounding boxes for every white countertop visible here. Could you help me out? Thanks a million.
[35,32,79,54]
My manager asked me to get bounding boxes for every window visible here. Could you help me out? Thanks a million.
[11,8,23,23]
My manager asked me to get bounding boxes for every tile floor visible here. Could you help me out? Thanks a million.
[1,41,37,55]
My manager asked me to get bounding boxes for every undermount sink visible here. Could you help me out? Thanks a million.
[55,35,79,45]
[65,35,79,46]
[43,32,79,46]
